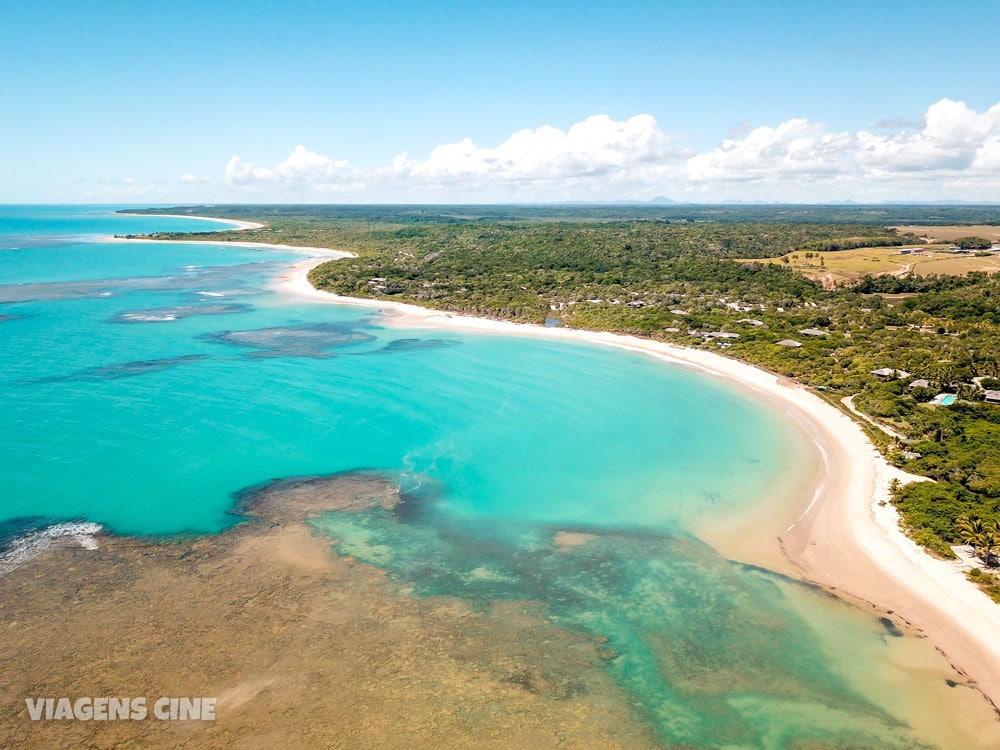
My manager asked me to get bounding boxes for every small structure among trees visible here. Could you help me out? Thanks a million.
[955,516,1000,567]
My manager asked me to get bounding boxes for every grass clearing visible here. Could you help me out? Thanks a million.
[751,244,1000,284]
[891,225,1000,242]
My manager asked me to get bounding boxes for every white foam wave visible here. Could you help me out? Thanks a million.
[0,521,103,576]
[121,313,177,322]
[198,291,225,297]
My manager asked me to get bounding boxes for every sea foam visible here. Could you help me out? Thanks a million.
[0,521,102,576]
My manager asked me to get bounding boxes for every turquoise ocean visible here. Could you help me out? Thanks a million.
[0,206,993,747]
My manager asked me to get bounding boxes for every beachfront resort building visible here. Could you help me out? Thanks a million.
[870,368,911,380]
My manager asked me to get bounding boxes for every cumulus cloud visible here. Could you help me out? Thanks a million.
[682,98,1000,199]
[686,119,854,180]
[225,144,364,192]
[856,99,1000,172]
[974,135,1000,171]
[221,99,1000,202]
[390,114,682,182]
[223,116,687,201]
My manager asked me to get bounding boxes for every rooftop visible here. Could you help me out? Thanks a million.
[871,368,911,379]
[694,331,740,340]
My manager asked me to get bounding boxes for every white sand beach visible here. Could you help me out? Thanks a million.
[276,254,1000,708]
[104,235,354,259]
[131,214,266,231]
[108,206,1000,710]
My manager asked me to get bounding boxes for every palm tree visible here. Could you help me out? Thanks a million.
[978,529,1000,568]
[933,362,958,390]
[955,517,1000,566]
[956,515,987,548]
[980,357,1000,380]
[957,382,979,401]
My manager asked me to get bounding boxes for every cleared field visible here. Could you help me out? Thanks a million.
[891,225,1000,242]
[752,245,1000,285]
[914,253,1000,276]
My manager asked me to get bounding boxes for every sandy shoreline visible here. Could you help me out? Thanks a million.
[103,234,355,259]
[5,218,1000,742]
[91,215,1000,709]
[119,212,266,231]
[107,211,355,257]
[276,254,1000,708]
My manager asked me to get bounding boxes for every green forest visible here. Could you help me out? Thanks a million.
[124,204,1000,575]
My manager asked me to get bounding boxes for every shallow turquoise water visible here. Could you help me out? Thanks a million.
[0,209,799,538]
[313,504,925,748]
[0,206,983,747]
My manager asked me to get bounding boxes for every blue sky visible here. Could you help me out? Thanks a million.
[3,0,1000,203]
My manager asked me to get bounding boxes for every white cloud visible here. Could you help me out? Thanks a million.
[226,116,689,201]
[682,98,1000,199]
[220,100,1000,202]
[390,114,682,182]
[225,144,364,192]
[973,135,1000,171]
[855,99,1000,173]
[686,119,853,180]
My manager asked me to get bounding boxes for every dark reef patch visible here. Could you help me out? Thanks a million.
[0,470,662,748]
[366,337,461,355]
[0,236,76,251]
[203,322,378,358]
[26,354,208,383]
[879,615,905,637]
[0,516,56,551]
[312,488,932,748]
[109,303,252,323]
[0,261,282,303]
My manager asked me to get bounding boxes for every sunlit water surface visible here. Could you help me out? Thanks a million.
[1,206,995,748]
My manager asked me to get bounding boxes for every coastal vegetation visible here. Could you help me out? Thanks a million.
[954,236,995,249]
[124,205,1000,558]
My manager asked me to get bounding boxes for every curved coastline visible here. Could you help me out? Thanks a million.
[275,254,1000,709]
[123,213,266,231]
[103,234,354,259]
[7,212,998,744]
[100,216,1000,710]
